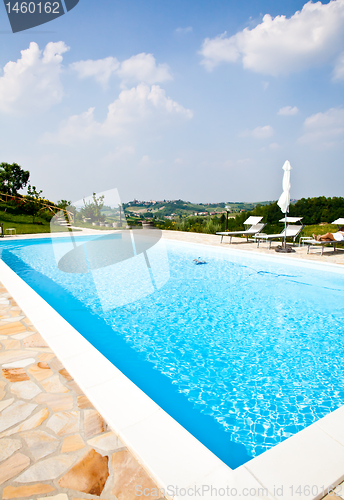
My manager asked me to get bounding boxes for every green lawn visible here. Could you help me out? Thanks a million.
[0,210,64,235]
[0,209,134,235]
[300,224,339,238]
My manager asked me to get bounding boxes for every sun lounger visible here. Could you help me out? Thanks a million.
[307,218,344,255]
[279,217,303,224]
[306,239,337,256]
[256,223,304,249]
[216,216,266,244]
[332,218,344,225]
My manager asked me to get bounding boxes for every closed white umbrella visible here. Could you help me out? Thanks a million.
[277,160,292,251]
[277,160,292,214]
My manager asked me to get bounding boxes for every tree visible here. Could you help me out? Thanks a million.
[55,199,76,223]
[80,193,105,222]
[56,199,72,210]
[118,203,123,225]
[0,163,30,196]
[25,185,43,223]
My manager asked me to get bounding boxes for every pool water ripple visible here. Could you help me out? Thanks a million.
[1,237,344,461]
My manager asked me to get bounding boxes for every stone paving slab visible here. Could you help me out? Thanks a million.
[0,283,164,500]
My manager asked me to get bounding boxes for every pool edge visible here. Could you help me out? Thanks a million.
[1,249,344,499]
[0,259,232,496]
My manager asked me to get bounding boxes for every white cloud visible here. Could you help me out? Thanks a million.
[70,57,119,87]
[102,146,135,163]
[333,51,344,80]
[117,53,172,85]
[70,53,172,87]
[269,142,280,149]
[104,83,192,130]
[278,106,299,116]
[200,33,240,70]
[175,27,193,34]
[252,125,274,138]
[0,41,69,114]
[137,155,165,170]
[237,158,252,165]
[199,0,344,75]
[139,155,151,166]
[298,107,344,147]
[42,107,100,144]
[42,83,192,144]
[241,125,274,139]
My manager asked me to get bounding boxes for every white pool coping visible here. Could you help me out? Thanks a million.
[1,233,344,500]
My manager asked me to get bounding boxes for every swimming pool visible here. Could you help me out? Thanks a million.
[1,234,344,469]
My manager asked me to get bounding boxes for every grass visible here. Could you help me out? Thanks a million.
[300,224,339,238]
[0,209,64,235]
[0,209,135,235]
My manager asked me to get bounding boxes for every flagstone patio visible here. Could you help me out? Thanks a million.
[0,283,163,500]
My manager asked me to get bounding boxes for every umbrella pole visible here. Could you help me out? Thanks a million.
[284,213,287,249]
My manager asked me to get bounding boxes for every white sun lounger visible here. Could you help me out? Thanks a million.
[306,239,338,256]
[216,216,266,244]
[332,218,344,226]
[256,222,304,249]
[307,218,344,255]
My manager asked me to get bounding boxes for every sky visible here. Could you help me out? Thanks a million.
[0,0,343,204]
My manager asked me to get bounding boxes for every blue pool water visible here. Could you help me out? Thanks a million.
[1,235,344,468]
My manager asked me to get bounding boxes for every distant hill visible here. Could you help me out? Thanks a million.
[122,199,276,219]
[153,197,344,236]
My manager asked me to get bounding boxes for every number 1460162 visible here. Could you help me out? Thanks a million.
[5,2,60,14]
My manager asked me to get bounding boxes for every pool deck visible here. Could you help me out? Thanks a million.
[0,283,163,500]
[0,229,344,500]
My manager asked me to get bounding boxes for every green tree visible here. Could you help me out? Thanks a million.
[56,199,76,223]
[56,199,72,210]
[80,193,105,222]
[0,162,30,196]
[25,185,43,223]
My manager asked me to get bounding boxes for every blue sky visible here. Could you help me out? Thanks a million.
[0,0,343,203]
